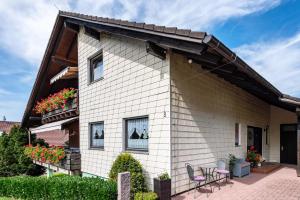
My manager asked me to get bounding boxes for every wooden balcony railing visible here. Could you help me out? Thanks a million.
[33,148,81,174]
[41,93,79,124]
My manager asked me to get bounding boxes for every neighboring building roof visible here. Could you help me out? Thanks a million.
[0,121,20,133]
[21,11,300,127]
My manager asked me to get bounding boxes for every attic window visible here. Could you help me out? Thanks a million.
[89,50,104,83]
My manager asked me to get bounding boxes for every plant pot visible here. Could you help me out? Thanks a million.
[154,178,171,200]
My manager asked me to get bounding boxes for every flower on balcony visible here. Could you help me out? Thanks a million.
[34,88,77,114]
[24,145,65,164]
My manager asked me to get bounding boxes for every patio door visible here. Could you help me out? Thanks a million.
[247,126,262,155]
[280,124,297,165]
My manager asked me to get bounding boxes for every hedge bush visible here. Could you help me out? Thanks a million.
[134,192,158,200]
[109,153,147,194]
[0,176,117,200]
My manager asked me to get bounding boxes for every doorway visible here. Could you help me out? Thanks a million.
[280,124,297,165]
[247,126,263,155]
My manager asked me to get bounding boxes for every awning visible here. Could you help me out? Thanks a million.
[50,66,78,84]
[30,117,78,134]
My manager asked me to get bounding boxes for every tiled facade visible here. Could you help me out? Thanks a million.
[169,53,271,194]
[78,28,171,189]
[77,29,297,195]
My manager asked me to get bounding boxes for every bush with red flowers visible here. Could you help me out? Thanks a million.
[24,145,65,164]
[246,146,261,166]
[34,88,77,114]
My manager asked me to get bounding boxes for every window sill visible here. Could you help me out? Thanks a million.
[89,147,104,151]
[88,77,104,85]
[124,150,149,155]
[235,145,241,147]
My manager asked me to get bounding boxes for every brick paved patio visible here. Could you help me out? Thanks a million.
[172,165,300,200]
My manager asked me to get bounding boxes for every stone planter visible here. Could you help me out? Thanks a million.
[154,178,171,200]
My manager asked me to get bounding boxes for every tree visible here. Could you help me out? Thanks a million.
[0,125,45,177]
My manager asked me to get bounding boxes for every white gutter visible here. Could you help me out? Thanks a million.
[279,98,300,106]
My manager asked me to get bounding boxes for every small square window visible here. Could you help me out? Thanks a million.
[235,123,241,146]
[90,122,104,149]
[125,117,149,152]
[89,51,103,83]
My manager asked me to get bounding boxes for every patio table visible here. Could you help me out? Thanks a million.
[199,163,220,191]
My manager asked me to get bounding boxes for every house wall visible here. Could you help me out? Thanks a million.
[269,105,297,162]
[170,52,271,194]
[78,28,171,189]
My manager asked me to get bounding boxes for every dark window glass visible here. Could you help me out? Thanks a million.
[125,117,149,151]
[235,123,241,146]
[90,122,104,149]
[90,52,103,82]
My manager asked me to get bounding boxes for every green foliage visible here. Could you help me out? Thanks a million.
[158,172,170,180]
[0,176,117,200]
[228,154,237,171]
[0,126,45,177]
[109,153,147,194]
[53,173,69,177]
[134,192,158,200]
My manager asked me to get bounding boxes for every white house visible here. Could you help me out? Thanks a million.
[22,11,300,195]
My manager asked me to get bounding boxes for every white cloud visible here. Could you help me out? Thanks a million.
[235,32,300,96]
[0,0,281,66]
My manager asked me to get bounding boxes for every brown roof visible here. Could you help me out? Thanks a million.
[59,11,207,40]
[0,121,20,133]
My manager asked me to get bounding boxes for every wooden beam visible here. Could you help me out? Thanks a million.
[66,35,77,59]
[64,21,79,33]
[84,26,100,40]
[65,19,207,55]
[52,56,77,66]
[146,41,166,60]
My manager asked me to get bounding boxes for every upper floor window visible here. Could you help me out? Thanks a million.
[125,116,149,152]
[89,51,103,83]
[90,122,104,149]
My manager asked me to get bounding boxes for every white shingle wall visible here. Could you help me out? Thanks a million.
[170,53,270,194]
[78,28,171,189]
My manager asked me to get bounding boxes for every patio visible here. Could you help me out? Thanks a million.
[172,165,300,200]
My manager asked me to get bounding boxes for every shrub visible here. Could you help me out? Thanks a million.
[0,126,45,177]
[0,176,117,200]
[158,172,170,180]
[134,192,158,200]
[109,153,147,194]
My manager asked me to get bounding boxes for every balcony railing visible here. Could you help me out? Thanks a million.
[33,148,81,174]
[41,93,79,124]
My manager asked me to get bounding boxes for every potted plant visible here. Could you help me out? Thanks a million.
[246,146,260,168]
[154,172,171,200]
[228,154,236,179]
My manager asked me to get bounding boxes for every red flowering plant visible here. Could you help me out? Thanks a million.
[34,88,77,114]
[24,145,65,164]
[246,146,261,166]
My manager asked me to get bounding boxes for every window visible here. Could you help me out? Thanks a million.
[89,51,103,83]
[125,117,149,152]
[235,123,241,146]
[90,122,104,149]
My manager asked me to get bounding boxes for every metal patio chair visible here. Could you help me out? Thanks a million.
[185,163,212,198]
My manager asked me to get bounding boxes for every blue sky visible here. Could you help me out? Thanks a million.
[0,0,299,121]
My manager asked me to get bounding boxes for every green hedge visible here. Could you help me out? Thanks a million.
[0,176,117,200]
[134,192,158,200]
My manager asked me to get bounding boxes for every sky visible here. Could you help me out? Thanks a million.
[0,0,299,121]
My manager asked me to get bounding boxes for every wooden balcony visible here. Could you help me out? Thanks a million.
[42,93,79,124]
[33,148,81,175]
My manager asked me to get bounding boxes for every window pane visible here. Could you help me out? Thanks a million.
[235,123,240,146]
[93,60,103,81]
[90,123,104,148]
[126,117,148,151]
